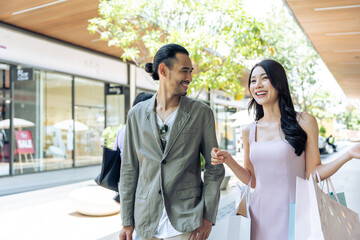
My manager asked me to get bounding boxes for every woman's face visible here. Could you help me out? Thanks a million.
[249,66,279,106]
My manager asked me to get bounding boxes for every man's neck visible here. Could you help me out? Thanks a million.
[155,91,180,122]
[156,89,180,110]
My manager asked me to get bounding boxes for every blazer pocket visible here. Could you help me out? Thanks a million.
[177,187,201,200]
[136,187,150,199]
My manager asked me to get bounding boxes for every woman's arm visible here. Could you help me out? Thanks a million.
[299,112,360,180]
[211,125,255,188]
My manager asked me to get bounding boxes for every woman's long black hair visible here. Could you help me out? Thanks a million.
[248,59,307,156]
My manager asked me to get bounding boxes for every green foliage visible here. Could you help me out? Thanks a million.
[319,125,326,137]
[260,6,339,121]
[338,105,360,130]
[88,0,268,99]
[102,125,123,148]
[200,153,205,171]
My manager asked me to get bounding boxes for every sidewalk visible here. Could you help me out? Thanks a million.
[0,165,101,196]
[0,143,359,240]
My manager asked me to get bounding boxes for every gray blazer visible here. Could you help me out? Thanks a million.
[120,94,225,239]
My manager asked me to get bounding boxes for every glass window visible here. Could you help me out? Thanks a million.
[0,100,10,176]
[0,64,10,176]
[42,72,73,171]
[13,71,73,174]
[214,104,237,154]
[106,84,129,127]
[13,70,38,174]
[75,77,104,108]
[74,77,104,167]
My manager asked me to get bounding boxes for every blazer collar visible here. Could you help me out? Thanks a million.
[145,93,162,151]
[163,97,191,158]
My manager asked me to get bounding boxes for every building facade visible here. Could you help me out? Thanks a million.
[0,24,248,176]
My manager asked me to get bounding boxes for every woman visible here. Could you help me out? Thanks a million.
[211,59,360,240]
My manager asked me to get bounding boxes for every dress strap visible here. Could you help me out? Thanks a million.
[248,122,257,145]
[296,112,303,122]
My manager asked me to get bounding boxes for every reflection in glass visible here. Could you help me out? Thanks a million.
[74,77,105,167]
[41,72,73,171]
[75,107,104,167]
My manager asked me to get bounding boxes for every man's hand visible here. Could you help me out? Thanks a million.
[119,225,134,240]
[190,218,212,240]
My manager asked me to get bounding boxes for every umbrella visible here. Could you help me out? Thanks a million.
[54,119,89,131]
[229,110,254,127]
[0,118,35,129]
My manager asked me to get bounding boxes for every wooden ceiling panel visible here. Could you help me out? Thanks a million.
[300,19,360,34]
[0,0,53,18]
[0,0,124,59]
[285,0,360,99]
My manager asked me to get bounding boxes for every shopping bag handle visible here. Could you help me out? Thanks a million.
[313,169,340,204]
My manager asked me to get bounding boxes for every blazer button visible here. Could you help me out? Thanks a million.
[162,160,167,164]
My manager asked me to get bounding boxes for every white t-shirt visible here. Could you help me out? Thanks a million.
[155,108,183,238]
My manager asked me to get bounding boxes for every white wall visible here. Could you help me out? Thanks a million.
[135,66,158,91]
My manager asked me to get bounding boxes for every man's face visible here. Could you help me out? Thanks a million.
[166,53,193,96]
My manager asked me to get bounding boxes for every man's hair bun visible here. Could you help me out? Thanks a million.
[145,63,153,73]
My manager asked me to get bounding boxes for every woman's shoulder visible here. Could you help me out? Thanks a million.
[242,123,253,140]
[297,112,318,133]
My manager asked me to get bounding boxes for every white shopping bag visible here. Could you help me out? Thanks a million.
[226,182,251,240]
[295,175,360,240]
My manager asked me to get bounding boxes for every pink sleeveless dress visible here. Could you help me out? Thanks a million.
[248,115,305,240]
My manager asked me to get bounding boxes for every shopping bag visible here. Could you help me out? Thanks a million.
[294,176,312,240]
[94,146,121,192]
[288,203,295,240]
[330,192,347,207]
[226,181,251,240]
[292,177,348,239]
[294,175,360,240]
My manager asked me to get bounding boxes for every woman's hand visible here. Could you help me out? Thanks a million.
[347,143,360,159]
[211,147,233,165]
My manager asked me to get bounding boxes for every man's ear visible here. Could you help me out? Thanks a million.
[158,63,168,78]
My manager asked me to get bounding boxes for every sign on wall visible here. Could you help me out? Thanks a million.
[15,130,35,154]
[10,67,34,82]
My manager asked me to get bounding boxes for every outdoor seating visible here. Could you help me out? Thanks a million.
[68,185,119,216]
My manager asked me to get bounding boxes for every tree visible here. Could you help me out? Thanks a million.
[339,105,360,130]
[88,0,267,99]
[260,6,340,121]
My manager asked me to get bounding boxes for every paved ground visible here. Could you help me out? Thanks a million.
[0,165,101,196]
[0,142,359,240]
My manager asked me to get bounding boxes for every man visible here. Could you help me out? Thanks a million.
[119,43,225,240]
[326,134,337,152]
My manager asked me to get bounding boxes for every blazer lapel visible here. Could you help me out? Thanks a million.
[163,96,191,159]
[145,93,163,154]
